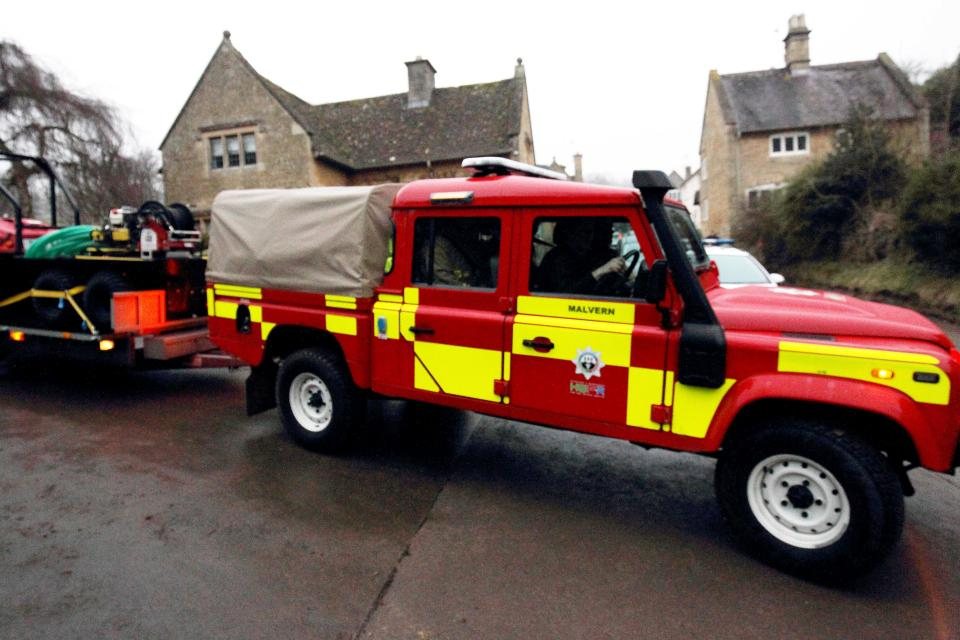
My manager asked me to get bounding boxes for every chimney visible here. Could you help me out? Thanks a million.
[573,153,583,182]
[405,57,436,108]
[784,14,811,74]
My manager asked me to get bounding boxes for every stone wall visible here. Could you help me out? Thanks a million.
[161,40,337,213]
[699,75,739,236]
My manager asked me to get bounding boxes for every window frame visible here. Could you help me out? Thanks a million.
[207,129,258,171]
[769,131,810,157]
[524,210,661,303]
[410,214,503,291]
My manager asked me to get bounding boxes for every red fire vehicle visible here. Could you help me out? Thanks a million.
[206,157,960,582]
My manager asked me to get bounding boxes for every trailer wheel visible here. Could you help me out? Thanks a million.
[276,348,358,452]
[715,419,904,583]
[32,269,77,328]
[82,271,131,332]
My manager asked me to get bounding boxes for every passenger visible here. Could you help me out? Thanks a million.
[538,218,625,295]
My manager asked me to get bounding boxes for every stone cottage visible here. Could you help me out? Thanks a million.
[160,32,536,215]
[698,15,929,236]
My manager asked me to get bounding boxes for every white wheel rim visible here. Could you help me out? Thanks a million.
[747,454,850,549]
[289,372,333,433]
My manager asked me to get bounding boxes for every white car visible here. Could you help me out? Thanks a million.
[706,245,784,288]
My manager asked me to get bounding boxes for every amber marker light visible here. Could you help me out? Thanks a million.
[99,339,115,351]
[10,330,25,342]
[871,368,895,380]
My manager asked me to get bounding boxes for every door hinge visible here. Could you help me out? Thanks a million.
[650,404,672,425]
[494,379,510,398]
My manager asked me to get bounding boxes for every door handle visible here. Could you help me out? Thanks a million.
[522,337,554,352]
[409,326,435,335]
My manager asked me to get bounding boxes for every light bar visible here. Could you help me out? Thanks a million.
[462,157,568,181]
[430,191,474,205]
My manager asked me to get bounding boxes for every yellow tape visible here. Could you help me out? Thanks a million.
[326,314,358,336]
[778,342,949,405]
[517,295,635,325]
[262,322,276,340]
[515,314,633,334]
[512,322,631,368]
[214,300,238,320]
[414,342,502,402]
[404,287,420,304]
[779,341,939,365]
[626,367,665,430]
[325,295,357,310]
[670,380,736,438]
[213,284,263,300]
[378,293,404,304]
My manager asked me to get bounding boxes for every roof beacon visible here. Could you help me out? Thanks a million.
[463,157,568,181]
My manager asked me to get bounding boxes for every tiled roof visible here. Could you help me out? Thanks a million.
[717,56,924,134]
[236,40,523,171]
[305,79,523,169]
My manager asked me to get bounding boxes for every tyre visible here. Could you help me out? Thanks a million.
[82,271,131,332]
[32,269,77,328]
[166,203,196,231]
[276,348,359,452]
[715,418,904,583]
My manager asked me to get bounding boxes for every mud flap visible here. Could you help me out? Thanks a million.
[246,361,278,416]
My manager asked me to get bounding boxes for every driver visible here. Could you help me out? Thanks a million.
[538,218,625,295]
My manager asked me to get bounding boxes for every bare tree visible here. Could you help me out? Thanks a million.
[0,40,157,224]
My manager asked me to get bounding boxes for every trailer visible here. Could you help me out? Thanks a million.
[0,153,240,370]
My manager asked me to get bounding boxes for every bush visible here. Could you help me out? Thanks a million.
[900,152,960,272]
[735,107,908,266]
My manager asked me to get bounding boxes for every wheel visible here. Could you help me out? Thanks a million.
[715,419,904,582]
[82,271,131,332]
[276,348,359,452]
[32,269,78,328]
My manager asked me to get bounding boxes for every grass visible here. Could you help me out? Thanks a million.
[782,258,960,323]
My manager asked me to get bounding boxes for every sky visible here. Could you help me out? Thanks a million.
[5,0,959,186]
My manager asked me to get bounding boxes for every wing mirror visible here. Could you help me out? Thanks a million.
[646,259,668,304]
[770,273,785,285]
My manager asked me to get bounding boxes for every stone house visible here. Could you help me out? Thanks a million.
[698,15,929,236]
[160,32,536,215]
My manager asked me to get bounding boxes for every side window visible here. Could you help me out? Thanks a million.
[529,216,647,299]
[412,217,500,289]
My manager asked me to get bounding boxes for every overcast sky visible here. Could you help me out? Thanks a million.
[6,0,959,186]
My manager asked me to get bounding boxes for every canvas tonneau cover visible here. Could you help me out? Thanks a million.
[207,184,402,299]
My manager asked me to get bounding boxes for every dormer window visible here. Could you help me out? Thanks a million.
[770,132,809,157]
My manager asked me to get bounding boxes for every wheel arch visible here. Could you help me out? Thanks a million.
[244,324,353,417]
[706,374,930,467]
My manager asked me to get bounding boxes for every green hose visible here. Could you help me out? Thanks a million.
[24,225,97,259]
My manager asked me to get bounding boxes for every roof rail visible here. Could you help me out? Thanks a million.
[462,156,568,181]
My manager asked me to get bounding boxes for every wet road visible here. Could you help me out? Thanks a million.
[1,360,959,639]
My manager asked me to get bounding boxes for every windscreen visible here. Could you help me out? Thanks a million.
[710,254,770,284]
[663,204,710,271]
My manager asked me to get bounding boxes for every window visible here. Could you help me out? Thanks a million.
[530,216,646,299]
[210,138,224,169]
[226,135,240,167]
[701,157,708,181]
[746,183,786,208]
[412,217,500,288]
[770,132,810,157]
[701,199,709,221]
[243,133,257,165]
[208,131,257,170]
